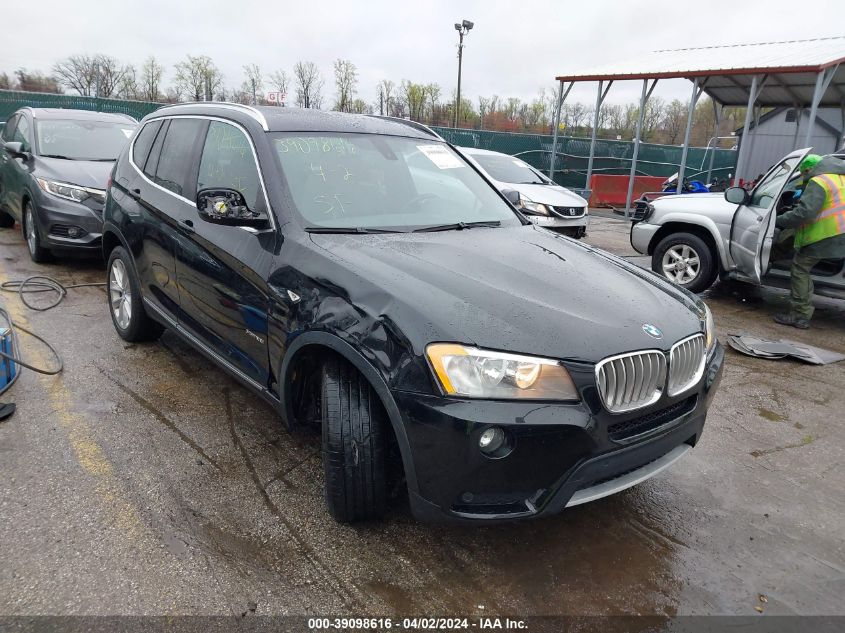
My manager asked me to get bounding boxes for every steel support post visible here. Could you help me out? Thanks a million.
[734,74,759,186]
[624,79,658,217]
[549,80,573,179]
[675,77,701,197]
[804,65,839,147]
[585,80,612,191]
[705,100,721,184]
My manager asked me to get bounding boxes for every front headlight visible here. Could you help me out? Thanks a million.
[702,303,716,352]
[36,178,92,203]
[517,194,549,216]
[426,343,580,400]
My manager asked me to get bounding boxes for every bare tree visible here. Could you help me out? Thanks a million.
[333,59,358,112]
[0,72,10,90]
[174,55,223,101]
[349,98,371,114]
[376,79,395,116]
[661,99,688,144]
[401,80,427,120]
[242,64,263,105]
[424,83,441,120]
[12,69,61,93]
[268,69,289,105]
[53,54,98,96]
[117,65,139,100]
[477,96,490,129]
[140,56,164,102]
[293,61,323,109]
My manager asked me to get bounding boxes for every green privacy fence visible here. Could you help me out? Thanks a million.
[0,89,163,123]
[0,90,737,192]
[432,126,738,191]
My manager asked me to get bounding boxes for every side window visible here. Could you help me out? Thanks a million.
[132,120,162,170]
[144,119,168,180]
[13,116,31,150]
[2,115,17,142]
[197,121,263,211]
[749,156,799,209]
[154,118,205,198]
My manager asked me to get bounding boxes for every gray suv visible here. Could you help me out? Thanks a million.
[0,108,137,261]
[631,147,845,299]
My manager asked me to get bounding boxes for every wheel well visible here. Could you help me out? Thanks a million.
[649,222,720,267]
[20,193,31,236]
[102,230,121,260]
[284,344,406,486]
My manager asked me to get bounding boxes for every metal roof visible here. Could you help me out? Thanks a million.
[556,37,845,107]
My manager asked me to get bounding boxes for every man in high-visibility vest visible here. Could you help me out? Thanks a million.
[773,154,845,328]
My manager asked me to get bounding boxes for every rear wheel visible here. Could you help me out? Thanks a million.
[652,232,717,293]
[107,246,164,342]
[24,202,50,263]
[321,357,387,522]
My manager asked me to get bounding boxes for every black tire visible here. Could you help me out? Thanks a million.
[106,246,164,342]
[321,357,387,522]
[23,201,50,263]
[0,209,14,228]
[652,232,717,293]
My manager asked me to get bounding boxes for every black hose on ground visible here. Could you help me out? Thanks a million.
[0,275,103,397]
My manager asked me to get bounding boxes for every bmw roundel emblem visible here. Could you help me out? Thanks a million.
[642,323,663,339]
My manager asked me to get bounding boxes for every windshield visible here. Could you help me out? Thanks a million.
[35,119,136,161]
[271,133,521,230]
[749,156,800,208]
[471,153,548,185]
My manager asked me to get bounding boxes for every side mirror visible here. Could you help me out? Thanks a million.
[724,186,750,205]
[4,141,28,159]
[502,188,521,206]
[196,188,267,227]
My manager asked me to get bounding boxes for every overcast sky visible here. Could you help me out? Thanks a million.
[4,0,845,107]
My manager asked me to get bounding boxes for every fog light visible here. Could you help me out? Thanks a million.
[67,226,82,238]
[479,427,505,453]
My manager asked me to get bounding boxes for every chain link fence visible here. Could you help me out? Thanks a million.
[432,126,738,192]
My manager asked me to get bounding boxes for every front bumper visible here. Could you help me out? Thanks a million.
[397,342,725,523]
[630,220,660,255]
[33,190,104,252]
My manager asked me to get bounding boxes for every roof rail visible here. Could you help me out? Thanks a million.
[367,115,443,140]
[156,101,269,131]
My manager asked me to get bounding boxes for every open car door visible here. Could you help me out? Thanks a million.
[729,148,811,284]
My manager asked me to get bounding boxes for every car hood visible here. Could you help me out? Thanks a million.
[34,157,113,189]
[496,181,588,207]
[307,225,704,363]
[652,191,733,215]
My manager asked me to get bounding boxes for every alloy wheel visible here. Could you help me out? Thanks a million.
[661,244,700,285]
[109,259,132,330]
[25,207,37,255]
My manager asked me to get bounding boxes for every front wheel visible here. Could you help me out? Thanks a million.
[321,357,387,522]
[24,202,50,263]
[652,232,717,293]
[107,246,164,342]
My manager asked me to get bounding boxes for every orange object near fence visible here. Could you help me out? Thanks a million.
[588,175,665,208]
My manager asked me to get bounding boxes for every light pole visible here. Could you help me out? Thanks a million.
[453,19,473,128]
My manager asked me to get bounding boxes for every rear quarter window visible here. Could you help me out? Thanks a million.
[131,120,162,170]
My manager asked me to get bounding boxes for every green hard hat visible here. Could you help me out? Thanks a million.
[799,154,823,172]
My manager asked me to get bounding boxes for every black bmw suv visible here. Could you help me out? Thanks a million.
[104,103,724,523]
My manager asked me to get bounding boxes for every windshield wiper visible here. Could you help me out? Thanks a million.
[39,154,76,160]
[517,180,548,185]
[413,220,501,233]
[305,226,403,234]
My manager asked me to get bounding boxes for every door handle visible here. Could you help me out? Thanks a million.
[181,219,195,234]
[128,188,141,200]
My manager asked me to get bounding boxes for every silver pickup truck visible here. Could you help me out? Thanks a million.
[630,147,845,298]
